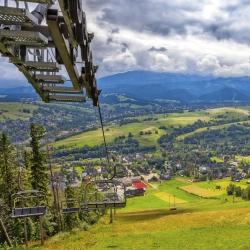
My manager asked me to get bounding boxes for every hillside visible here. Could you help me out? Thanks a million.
[54,107,250,149]
[200,87,250,103]
[28,178,250,250]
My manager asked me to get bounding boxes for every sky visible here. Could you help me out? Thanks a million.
[1,0,250,87]
[85,0,250,77]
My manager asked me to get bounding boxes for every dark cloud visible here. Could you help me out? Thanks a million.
[148,47,168,53]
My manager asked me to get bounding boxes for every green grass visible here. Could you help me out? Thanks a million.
[54,107,250,149]
[210,156,224,163]
[177,120,250,140]
[236,155,250,164]
[28,177,250,250]
[197,178,250,190]
[54,112,210,148]
[0,102,38,121]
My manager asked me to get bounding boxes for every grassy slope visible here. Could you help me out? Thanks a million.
[53,111,210,148]
[29,178,250,250]
[177,107,250,140]
[0,102,38,121]
[54,107,250,149]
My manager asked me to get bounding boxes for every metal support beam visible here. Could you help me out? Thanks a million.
[0,42,49,102]
[47,9,81,89]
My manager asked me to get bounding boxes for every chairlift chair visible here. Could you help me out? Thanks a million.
[11,190,47,218]
[61,199,82,214]
[82,180,127,211]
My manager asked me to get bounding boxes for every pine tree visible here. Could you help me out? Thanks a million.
[0,133,18,210]
[0,133,20,246]
[30,124,48,196]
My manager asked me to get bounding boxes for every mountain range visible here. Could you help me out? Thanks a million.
[1,71,250,103]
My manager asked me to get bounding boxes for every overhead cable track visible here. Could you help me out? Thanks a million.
[97,102,117,180]
[0,0,100,106]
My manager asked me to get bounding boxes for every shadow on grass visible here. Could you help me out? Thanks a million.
[118,208,193,222]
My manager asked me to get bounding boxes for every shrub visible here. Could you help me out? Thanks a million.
[227,184,235,195]
[235,186,242,197]
[242,186,250,200]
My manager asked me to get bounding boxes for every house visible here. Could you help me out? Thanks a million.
[132,180,147,190]
[125,180,147,198]
[160,174,171,180]
[126,188,145,197]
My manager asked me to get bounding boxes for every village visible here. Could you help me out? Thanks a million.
[52,152,250,198]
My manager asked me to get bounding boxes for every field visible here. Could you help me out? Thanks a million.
[180,184,224,198]
[54,113,208,148]
[25,178,250,250]
[54,107,250,148]
[0,102,38,121]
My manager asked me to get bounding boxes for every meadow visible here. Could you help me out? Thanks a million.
[54,107,250,149]
[25,178,250,250]
[0,102,38,121]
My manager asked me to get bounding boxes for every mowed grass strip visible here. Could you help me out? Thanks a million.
[180,184,224,198]
[121,189,168,213]
[154,191,187,204]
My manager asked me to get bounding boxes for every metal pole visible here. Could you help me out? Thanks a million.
[24,218,28,247]
[56,178,64,231]
[39,216,44,245]
[109,208,113,224]
[47,145,62,231]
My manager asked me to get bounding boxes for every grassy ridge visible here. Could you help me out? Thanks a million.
[54,107,250,148]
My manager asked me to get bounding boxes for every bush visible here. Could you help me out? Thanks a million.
[235,186,242,197]
[242,186,250,200]
[227,184,235,195]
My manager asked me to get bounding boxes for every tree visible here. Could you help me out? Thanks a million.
[30,124,48,195]
[128,132,133,138]
[242,186,250,200]
[235,186,242,197]
[226,184,235,196]
[0,133,18,209]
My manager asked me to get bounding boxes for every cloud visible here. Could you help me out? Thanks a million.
[148,47,168,53]
[0,0,250,87]
[84,0,250,77]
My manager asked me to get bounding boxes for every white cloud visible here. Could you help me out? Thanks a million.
[85,0,250,77]
[0,0,250,85]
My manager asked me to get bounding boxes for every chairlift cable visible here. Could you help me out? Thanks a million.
[97,102,117,179]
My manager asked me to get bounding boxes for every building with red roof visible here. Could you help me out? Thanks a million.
[132,181,147,190]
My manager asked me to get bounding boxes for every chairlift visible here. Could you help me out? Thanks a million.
[81,180,127,211]
[11,190,47,218]
[61,199,82,214]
